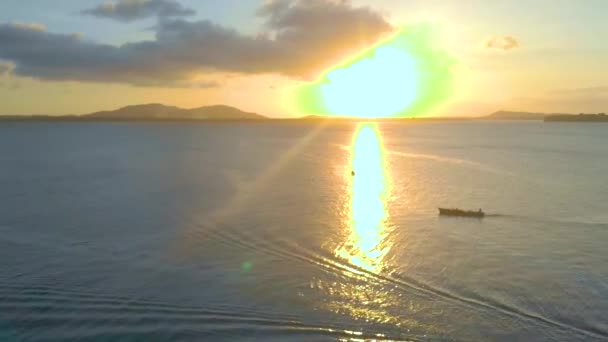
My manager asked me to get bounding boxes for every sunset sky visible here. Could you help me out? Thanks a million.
[1,0,607,117]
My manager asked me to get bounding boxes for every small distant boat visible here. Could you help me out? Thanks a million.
[438,208,485,218]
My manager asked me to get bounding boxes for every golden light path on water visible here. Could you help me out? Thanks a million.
[317,123,405,328]
[336,123,392,273]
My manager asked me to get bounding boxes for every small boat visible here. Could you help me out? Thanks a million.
[438,208,485,218]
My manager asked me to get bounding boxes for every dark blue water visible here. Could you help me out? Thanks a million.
[0,121,607,341]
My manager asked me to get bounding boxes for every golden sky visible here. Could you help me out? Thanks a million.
[1,0,607,117]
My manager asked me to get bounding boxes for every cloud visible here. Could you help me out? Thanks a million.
[0,61,14,77]
[0,0,393,87]
[483,35,519,51]
[147,79,222,88]
[82,0,195,22]
[195,80,222,89]
[257,0,393,76]
[11,22,47,32]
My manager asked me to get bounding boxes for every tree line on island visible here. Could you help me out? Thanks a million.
[484,111,608,122]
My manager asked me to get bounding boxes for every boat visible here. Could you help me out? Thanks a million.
[438,208,485,218]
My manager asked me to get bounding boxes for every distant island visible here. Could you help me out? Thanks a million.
[2,106,607,122]
[482,111,548,120]
[544,113,608,122]
[482,111,608,122]
[0,104,267,121]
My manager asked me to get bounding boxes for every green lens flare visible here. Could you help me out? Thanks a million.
[288,23,458,118]
[241,261,253,272]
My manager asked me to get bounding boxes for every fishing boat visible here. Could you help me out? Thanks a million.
[438,208,485,218]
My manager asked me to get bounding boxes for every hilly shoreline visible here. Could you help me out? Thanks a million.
[1,106,606,122]
[0,104,267,121]
[482,111,608,122]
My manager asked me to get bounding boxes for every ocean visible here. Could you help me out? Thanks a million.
[0,121,606,341]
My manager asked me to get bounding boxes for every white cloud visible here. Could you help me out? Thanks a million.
[483,35,519,51]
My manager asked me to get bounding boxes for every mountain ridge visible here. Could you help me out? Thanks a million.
[85,103,266,120]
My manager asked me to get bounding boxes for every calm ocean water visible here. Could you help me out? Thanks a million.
[0,121,607,341]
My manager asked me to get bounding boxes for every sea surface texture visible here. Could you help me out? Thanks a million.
[0,121,607,341]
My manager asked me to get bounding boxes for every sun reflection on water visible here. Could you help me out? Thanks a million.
[336,123,392,273]
[313,123,421,328]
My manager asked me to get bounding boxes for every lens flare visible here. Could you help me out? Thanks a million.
[289,23,457,118]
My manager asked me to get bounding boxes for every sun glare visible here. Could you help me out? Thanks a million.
[289,24,457,118]
[322,46,417,118]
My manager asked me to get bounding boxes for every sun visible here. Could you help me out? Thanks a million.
[322,46,417,118]
[289,23,458,118]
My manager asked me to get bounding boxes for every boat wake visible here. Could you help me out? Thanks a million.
[187,218,608,341]
[483,213,608,229]
[0,283,413,341]
[335,143,516,177]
